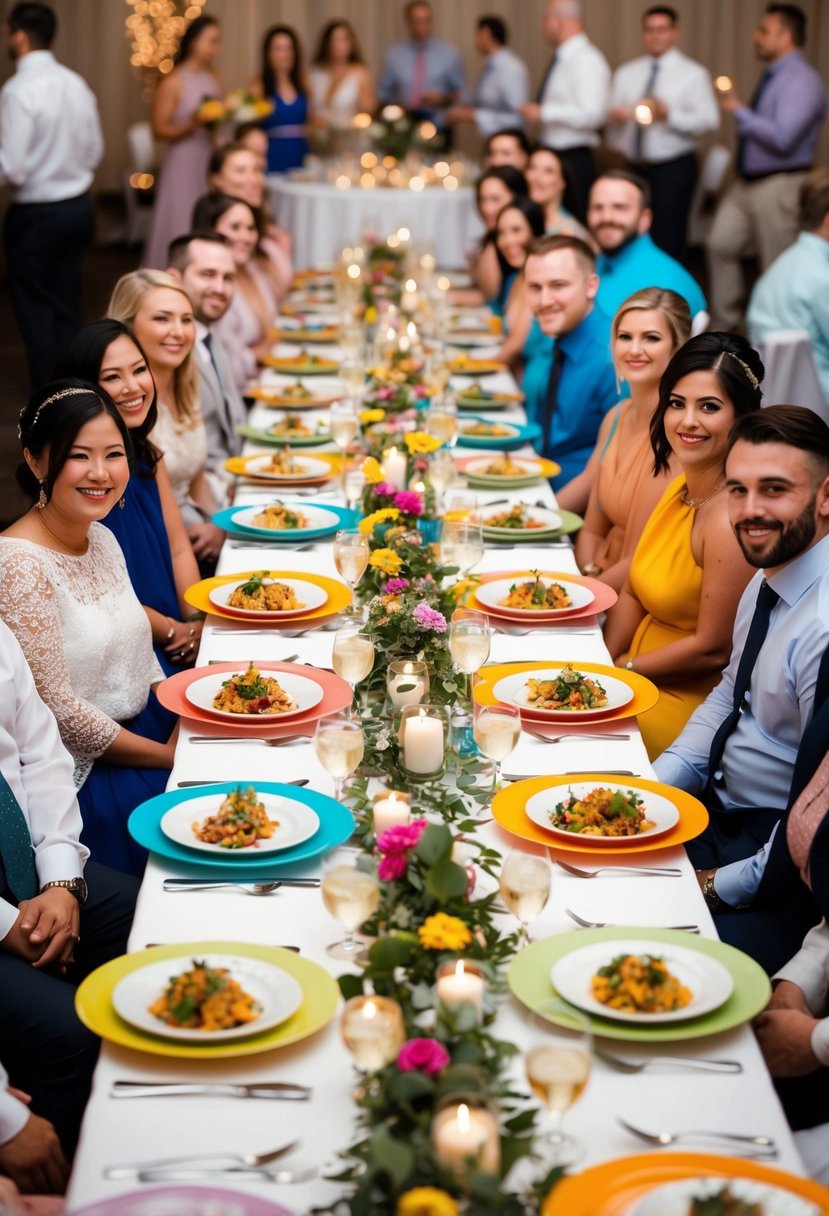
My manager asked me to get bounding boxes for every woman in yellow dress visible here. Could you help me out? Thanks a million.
[604,333,763,759]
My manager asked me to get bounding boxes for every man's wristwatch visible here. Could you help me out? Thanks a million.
[701,869,725,914]
[40,877,88,904]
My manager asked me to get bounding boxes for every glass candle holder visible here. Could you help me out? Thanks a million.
[399,704,447,779]
[431,1093,501,1177]
[341,995,405,1072]
[372,789,411,835]
[387,659,430,710]
[435,959,486,1023]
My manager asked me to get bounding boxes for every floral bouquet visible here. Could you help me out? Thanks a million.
[368,104,439,162]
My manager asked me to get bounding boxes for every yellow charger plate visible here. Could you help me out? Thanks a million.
[542,1153,829,1216]
[474,660,659,724]
[246,386,342,410]
[74,941,340,1059]
[184,569,351,620]
[492,773,708,854]
[224,452,343,480]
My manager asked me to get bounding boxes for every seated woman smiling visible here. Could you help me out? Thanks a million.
[0,381,177,874]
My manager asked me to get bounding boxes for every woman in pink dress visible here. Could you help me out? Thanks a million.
[143,15,223,269]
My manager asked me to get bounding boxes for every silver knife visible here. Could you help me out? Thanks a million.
[176,778,310,787]
[111,1080,311,1099]
[137,1166,317,1183]
[162,878,320,891]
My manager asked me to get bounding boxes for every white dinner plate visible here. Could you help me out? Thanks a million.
[628,1176,820,1216]
[208,578,328,619]
[524,782,679,845]
[460,421,521,442]
[493,668,634,719]
[551,938,734,1025]
[464,456,542,483]
[244,454,331,480]
[160,791,320,855]
[112,953,303,1042]
[475,578,594,615]
[478,506,562,536]
[184,669,324,722]
[230,504,342,536]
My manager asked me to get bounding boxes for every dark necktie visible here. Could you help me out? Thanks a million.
[0,770,38,902]
[736,69,773,177]
[541,342,565,462]
[535,53,558,104]
[634,59,660,163]
[706,579,780,798]
[202,331,225,395]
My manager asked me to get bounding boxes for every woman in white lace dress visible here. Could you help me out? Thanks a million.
[0,382,178,874]
[109,270,224,568]
[309,20,376,153]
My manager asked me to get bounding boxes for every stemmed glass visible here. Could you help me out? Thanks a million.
[339,356,365,409]
[425,394,458,450]
[321,847,379,960]
[474,703,521,792]
[344,467,366,513]
[427,448,456,512]
[330,399,360,494]
[525,1002,592,1167]
[447,609,491,714]
[333,528,369,615]
[440,518,484,578]
[443,490,478,523]
[499,848,551,943]
[339,320,364,361]
[314,712,365,803]
[332,624,375,715]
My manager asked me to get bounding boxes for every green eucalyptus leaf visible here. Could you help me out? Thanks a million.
[426,857,469,901]
[415,823,453,865]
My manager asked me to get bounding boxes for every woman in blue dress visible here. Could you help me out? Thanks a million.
[254,25,310,174]
[57,321,203,676]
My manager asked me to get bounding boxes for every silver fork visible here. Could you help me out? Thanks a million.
[137,1165,318,1184]
[523,730,631,743]
[229,542,315,551]
[495,625,598,635]
[597,1047,741,1074]
[565,908,699,932]
[163,879,320,894]
[556,858,682,878]
[105,1140,298,1178]
[617,1118,776,1155]
[188,735,312,747]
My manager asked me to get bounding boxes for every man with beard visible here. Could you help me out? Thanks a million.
[655,406,829,964]
[586,170,706,322]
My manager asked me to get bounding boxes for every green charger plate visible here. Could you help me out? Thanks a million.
[483,507,582,542]
[508,927,770,1043]
[237,424,333,448]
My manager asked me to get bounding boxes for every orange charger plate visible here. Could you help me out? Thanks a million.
[454,454,561,481]
[470,571,618,622]
[246,387,342,409]
[543,1153,829,1216]
[474,660,659,726]
[491,772,708,855]
[184,570,351,623]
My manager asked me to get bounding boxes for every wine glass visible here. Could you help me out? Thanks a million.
[426,395,458,449]
[499,848,551,943]
[339,320,364,361]
[332,624,375,715]
[427,448,456,511]
[339,356,365,408]
[344,466,366,513]
[474,703,521,792]
[333,528,369,615]
[441,519,484,578]
[330,399,360,493]
[443,490,478,522]
[321,847,379,960]
[314,712,365,803]
[448,611,491,714]
[525,1002,592,1166]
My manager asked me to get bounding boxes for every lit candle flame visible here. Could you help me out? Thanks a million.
[457,1103,470,1132]
[364,999,377,1019]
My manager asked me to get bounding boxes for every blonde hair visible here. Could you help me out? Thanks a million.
[612,287,692,353]
[108,270,200,425]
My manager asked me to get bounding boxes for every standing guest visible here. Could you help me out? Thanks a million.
[606,4,719,263]
[253,26,309,175]
[379,1,464,147]
[574,288,691,587]
[109,270,224,567]
[483,126,532,171]
[208,143,293,299]
[167,232,247,496]
[523,234,618,490]
[587,170,707,322]
[0,618,138,1169]
[525,146,589,241]
[445,16,529,141]
[191,193,277,397]
[0,2,103,388]
[0,383,177,875]
[519,0,610,221]
[55,320,203,677]
[707,4,827,331]
[748,167,829,406]
[142,14,222,269]
[309,19,376,150]
[605,333,762,758]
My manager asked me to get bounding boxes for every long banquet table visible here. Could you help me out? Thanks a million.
[66,326,806,1211]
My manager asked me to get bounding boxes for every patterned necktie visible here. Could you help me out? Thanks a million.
[706,579,780,798]
[535,53,558,104]
[634,59,660,163]
[541,342,566,462]
[0,769,38,903]
[736,69,773,177]
[409,45,426,110]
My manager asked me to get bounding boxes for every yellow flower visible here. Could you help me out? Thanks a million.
[359,507,400,535]
[369,548,404,576]
[362,456,384,484]
[197,99,226,123]
[397,1188,459,1216]
[364,305,379,324]
[360,408,386,424]
[404,431,443,456]
[418,913,472,951]
[254,98,275,117]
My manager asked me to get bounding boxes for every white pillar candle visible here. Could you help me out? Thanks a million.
[432,1102,500,1175]
[373,792,411,834]
[383,446,408,491]
[402,708,444,773]
[436,959,485,1021]
[389,661,427,709]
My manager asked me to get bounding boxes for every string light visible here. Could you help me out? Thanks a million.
[124,0,205,74]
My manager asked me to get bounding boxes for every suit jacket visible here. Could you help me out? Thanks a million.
[193,327,247,489]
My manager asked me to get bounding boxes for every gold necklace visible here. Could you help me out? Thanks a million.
[36,511,89,556]
[680,480,725,509]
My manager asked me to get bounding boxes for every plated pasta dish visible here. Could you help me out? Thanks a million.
[227,573,304,611]
[192,785,279,849]
[525,664,608,711]
[549,787,656,837]
[213,663,299,715]
[148,960,260,1031]
[250,503,309,531]
[591,953,693,1014]
[501,573,573,609]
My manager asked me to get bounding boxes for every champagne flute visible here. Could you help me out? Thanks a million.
[314,712,365,803]
[474,703,520,791]
[332,624,375,714]
[499,848,551,943]
[333,528,369,615]
[426,395,458,449]
[441,519,484,577]
[321,846,379,960]
[525,1002,592,1166]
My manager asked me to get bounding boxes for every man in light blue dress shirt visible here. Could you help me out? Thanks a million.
[445,16,529,140]
[379,1,464,145]
[655,408,829,931]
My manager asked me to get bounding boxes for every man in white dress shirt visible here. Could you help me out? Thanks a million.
[445,16,529,142]
[606,5,719,262]
[0,3,103,387]
[519,0,610,220]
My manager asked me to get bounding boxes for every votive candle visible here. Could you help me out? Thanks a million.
[436,959,486,1021]
[432,1098,501,1176]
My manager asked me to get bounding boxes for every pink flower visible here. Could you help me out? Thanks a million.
[375,481,397,497]
[412,603,447,632]
[394,491,423,516]
[378,854,409,881]
[379,387,394,400]
[397,1037,451,1076]
[383,578,410,593]
[377,818,428,856]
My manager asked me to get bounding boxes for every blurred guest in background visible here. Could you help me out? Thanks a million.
[234,120,269,170]
[526,145,589,241]
[379,0,464,147]
[483,126,532,170]
[310,19,376,150]
[253,25,310,175]
[445,15,529,141]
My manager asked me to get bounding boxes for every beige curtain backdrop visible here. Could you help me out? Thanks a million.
[0,0,827,193]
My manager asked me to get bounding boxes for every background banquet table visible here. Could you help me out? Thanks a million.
[267,175,483,268]
[65,336,805,1212]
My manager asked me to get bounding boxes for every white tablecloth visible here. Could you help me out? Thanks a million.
[267,176,483,269]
